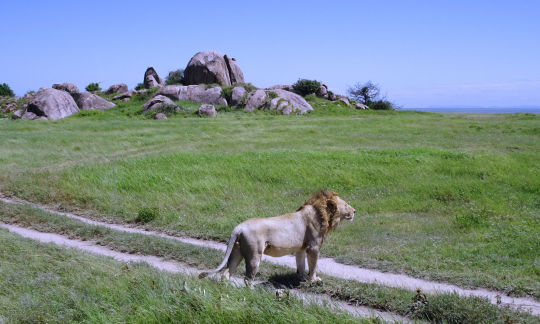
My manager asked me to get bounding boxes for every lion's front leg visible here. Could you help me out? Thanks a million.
[295,250,306,277]
[307,249,322,283]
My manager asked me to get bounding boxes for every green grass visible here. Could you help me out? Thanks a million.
[1,201,537,324]
[0,97,538,301]
[0,226,367,323]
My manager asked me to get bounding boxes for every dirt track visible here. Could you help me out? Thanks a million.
[1,194,539,316]
[0,222,412,323]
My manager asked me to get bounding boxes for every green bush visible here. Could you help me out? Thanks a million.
[221,86,233,103]
[369,100,395,110]
[135,207,159,223]
[0,83,14,97]
[85,82,101,92]
[135,83,145,91]
[165,69,184,85]
[292,79,320,96]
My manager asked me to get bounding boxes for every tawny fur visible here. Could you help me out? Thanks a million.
[199,191,355,283]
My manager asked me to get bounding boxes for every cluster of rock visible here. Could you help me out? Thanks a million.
[4,49,367,121]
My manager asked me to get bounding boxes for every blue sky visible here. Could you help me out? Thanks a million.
[1,0,539,108]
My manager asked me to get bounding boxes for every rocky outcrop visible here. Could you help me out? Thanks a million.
[244,89,313,115]
[154,85,227,106]
[22,111,47,120]
[143,95,177,112]
[144,67,163,89]
[316,84,328,99]
[230,86,246,106]
[267,84,293,92]
[105,83,128,94]
[26,88,79,120]
[2,103,17,113]
[112,91,134,100]
[77,92,116,111]
[184,51,244,86]
[52,83,80,96]
[197,104,217,117]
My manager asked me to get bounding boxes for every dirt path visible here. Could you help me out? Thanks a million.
[1,194,539,316]
[0,222,411,323]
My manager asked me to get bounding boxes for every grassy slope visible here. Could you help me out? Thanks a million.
[0,226,366,323]
[0,96,538,298]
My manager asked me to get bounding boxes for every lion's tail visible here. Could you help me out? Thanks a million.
[199,227,241,279]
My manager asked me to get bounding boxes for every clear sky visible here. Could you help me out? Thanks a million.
[1,0,539,108]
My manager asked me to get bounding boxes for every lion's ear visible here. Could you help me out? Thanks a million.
[327,199,337,215]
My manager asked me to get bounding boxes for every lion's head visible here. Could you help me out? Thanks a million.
[298,190,355,236]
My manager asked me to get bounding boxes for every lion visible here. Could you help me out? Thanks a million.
[199,190,355,283]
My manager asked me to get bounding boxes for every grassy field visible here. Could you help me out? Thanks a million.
[0,224,368,323]
[2,201,537,324]
[0,95,538,300]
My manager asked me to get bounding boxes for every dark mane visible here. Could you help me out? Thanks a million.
[297,190,339,236]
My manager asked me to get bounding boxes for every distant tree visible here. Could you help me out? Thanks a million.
[292,79,321,96]
[347,81,380,105]
[85,82,101,92]
[166,69,184,85]
[135,83,145,90]
[0,83,15,97]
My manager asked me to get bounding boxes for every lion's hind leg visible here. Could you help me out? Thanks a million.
[223,245,243,279]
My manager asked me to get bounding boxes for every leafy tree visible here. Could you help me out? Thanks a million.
[166,69,184,85]
[292,79,320,96]
[135,83,145,91]
[347,81,380,104]
[85,82,101,92]
[0,83,15,97]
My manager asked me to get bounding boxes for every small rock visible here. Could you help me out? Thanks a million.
[112,91,134,100]
[154,113,167,120]
[230,86,246,106]
[316,84,328,98]
[354,102,369,110]
[144,67,163,89]
[77,92,116,110]
[105,83,128,94]
[337,96,350,106]
[197,104,217,117]
[22,111,38,120]
[11,110,23,119]
[328,92,336,101]
[2,103,17,113]
[143,95,178,112]
[52,83,80,96]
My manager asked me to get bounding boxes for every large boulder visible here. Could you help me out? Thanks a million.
[105,83,128,94]
[316,84,328,99]
[243,89,313,115]
[184,51,244,86]
[26,88,79,120]
[197,104,217,117]
[142,95,177,112]
[11,109,23,120]
[112,91,134,100]
[144,67,163,89]
[155,85,227,106]
[52,83,80,96]
[77,92,116,110]
[337,96,350,106]
[230,86,246,106]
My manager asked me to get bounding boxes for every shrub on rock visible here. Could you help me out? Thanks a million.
[292,79,321,97]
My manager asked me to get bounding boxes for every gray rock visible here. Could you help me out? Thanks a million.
[77,92,116,111]
[155,85,227,106]
[144,67,163,89]
[35,116,48,121]
[230,86,246,106]
[337,96,350,106]
[52,83,80,96]
[22,111,38,120]
[143,95,177,112]
[267,84,293,91]
[197,104,217,117]
[154,113,168,120]
[243,89,313,115]
[328,92,336,101]
[112,91,134,100]
[26,88,79,120]
[184,51,244,86]
[316,84,328,98]
[354,102,369,110]
[244,89,267,111]
[224,55,245,84]
[11,109,23,119]
[267,89,313,114]
[2,103,17,113]
[105,83,128,94]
